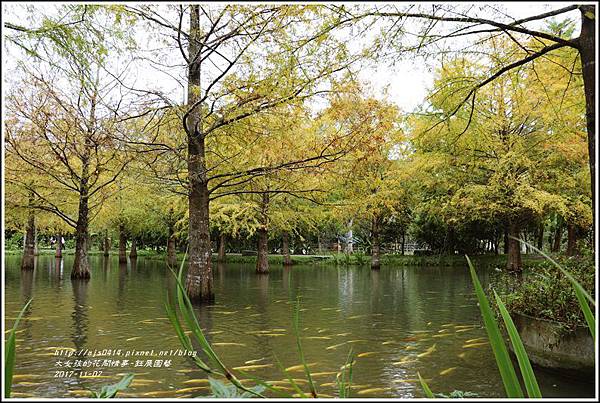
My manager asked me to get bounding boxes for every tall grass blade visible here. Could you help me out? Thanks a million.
[493,291,542,398]
[293,297,318,397]
[166,253,265,397]
[4,299,32,398]
[273,354,307,398]
[417,372,434,398]
[574,285,596,342]
[336,347,354,398]
[466,255,524,398]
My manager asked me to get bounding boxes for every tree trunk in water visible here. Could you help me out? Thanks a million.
[118,224,127,264]
[129,238,137,259]
[579,5,596,222]
[185,5,213,302]
[167,223,176,266]
[217,232,226,262]
[282,231,291,266]
[256,193,270,274]
[21,204,36,271]
[55,232,63,258]
[371,216,381,270]
[71,143,92,280]
[566,223,577,256]
[552,220,563,253]
[503,227,509,254]
[103,232,110,257]
[506,219,522,273]
[71,193,91,279]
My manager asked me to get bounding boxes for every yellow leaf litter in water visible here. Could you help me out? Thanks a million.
[417,343,437,358]
[245,357,267,364]
[232,364,273,371]
[439,367,458,376]
[125,336,141,341]
[182,379,210,385]
[465,337,486,344]
[213,342,246,347]
[325,342,347,350]
[175,386,210,393]
[357,351,377,357]
[310,371,338,377]
[463,342,489,348]
[285,363,318,372]
[357,387,391,395]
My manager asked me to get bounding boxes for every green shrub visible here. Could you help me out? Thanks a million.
[491,253,595,332]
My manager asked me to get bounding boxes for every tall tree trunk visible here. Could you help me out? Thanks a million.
[185,5,213,302]
[55,232,63,258]
[118,223,127,264]
[371,216,381,270]
[217,232,226,262]
[579,5,596,221]
[71,156,91,279]
[21,200,36,271]
[537,222,544,251]
[552,219,563,253]
[256,193,270,274]
[506,219,522,273]
[317,234,322,254]
[103,231,110,257]
[503,227,509,254]
[282,231,291,266]
[167,222,177,266]
[129,238,137,259]
[566,223,578,256]
[71,192,90,279]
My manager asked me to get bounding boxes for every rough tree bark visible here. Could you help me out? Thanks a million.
[21,201,36,271]
[371,215,381,270]
[129,238,137,259]
[185,5,213,302]
[503,228,509,254]
[217,232,226,262]
[578,5,596,219]
[282,231,292,266]
[71,155,91,279]
[256,192,270,274]
[118,223,127,264]
[506,219,522,273]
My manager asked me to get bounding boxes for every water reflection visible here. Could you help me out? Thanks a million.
[3,255,594,398]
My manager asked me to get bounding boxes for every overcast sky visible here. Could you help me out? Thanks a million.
[2,2,585,115]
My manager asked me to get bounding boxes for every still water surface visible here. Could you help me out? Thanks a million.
[4,255,594,398]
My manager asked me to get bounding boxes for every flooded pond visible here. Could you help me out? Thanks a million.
[4,254,594,398]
